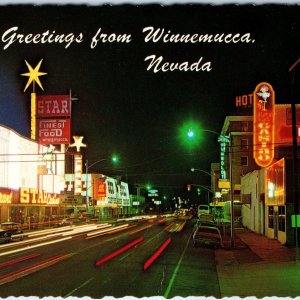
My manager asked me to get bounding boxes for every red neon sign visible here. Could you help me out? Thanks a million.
[37,118,71,145]
[36,95,71,118]
[253,82,275,168]
[97,178,106,197]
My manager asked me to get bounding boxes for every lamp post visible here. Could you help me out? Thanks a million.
[183,125,234,246]
[85,158,107,212]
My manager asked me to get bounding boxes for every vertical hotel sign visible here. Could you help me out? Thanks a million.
[253,82,275,168]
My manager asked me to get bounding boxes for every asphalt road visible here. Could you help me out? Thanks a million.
[0,217,221,298]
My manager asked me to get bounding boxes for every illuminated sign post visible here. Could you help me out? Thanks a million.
[69,136,87,207]
[253,82,275,168]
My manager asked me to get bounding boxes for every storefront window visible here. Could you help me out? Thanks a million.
[278,205,286,232]
[268,206,274,229]
[10,207,25,223]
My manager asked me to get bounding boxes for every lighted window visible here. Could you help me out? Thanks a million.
[278,206,286,232]
[108,182,114,194]
[241,156,248,166]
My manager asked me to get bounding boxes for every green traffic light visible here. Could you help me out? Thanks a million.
[112,155,119,164]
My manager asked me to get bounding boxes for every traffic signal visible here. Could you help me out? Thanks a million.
[187,184,191,191]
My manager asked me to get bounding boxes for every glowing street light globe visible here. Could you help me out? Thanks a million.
[178,120,203,149]
[187,129,194,138]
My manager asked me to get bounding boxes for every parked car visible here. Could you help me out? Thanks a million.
[192,225,223,249]
[0,222,24,243]
[199,213,214,223]
[55,218,73,227]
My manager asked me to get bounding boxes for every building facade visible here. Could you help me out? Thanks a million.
[0,124,65,224]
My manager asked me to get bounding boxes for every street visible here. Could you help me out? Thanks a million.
[0,216,220,298]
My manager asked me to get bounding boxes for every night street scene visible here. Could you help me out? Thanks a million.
[1,1,300,299]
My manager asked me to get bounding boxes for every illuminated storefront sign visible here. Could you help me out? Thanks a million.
[20,187,59,205]
[265,158,285,206]
[74,154,83,195]
[97,178,106,197]
[0,188,13,204]
[36,95,71,118]
[253,82,275,168]
[37,118,71,144]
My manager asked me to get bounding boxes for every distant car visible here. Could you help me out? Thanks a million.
[197,205,210,218]
[193,225,223,249]
[0,222,24,243]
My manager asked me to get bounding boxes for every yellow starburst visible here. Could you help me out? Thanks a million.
[69,136,87,152]
[21,59,47,92]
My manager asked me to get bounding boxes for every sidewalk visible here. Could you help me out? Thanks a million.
[216,228,300,297]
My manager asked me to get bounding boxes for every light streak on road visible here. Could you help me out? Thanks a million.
[0,253,40,269]
[0,223,111,251]
[0,237,72,257]
[95,237,144,266]
[129,224,153,235]
[0,253,72,286]
[86,224,130,239]
[27,223,108,238]
[61,224,111,237]
[143,237,172,271]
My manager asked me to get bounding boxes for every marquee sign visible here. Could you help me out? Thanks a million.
[253,82,275,168]
[20,187,59,205]
[36,95,71,118]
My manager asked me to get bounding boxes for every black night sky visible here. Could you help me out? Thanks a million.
[0,3,299,197]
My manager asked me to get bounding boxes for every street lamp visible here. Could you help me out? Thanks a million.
[85,158,107,211]
[85,156,119,212]
[191,168,215,178]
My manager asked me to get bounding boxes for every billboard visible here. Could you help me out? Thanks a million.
[37,118,71,144]
[36,95,71,117]
[253,82,275,168]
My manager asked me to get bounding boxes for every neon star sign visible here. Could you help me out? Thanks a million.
[20,59,47,140]
[69,136,87,152]
[21,59,47,92]
[253,82,275,168]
